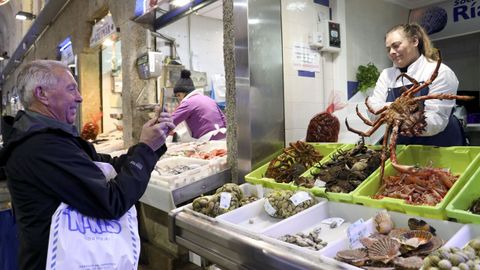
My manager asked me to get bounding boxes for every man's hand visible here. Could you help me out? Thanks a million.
[139,112,175,151]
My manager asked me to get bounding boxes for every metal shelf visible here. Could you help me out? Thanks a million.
[168,207,343,270]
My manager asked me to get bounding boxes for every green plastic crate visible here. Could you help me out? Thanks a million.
[244,143,343,191]
[302,144,405,203]
[353,145,480,220]
[446,166,480,223]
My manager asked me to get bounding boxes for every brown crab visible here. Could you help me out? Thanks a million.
[345,50,474,181]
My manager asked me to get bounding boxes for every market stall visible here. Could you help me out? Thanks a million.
[167,142,480,269]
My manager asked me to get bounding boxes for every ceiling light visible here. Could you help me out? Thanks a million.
[170,0,192,7]
[15,11,36,21]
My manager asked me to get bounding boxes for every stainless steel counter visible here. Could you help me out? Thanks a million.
[168,207,346,270]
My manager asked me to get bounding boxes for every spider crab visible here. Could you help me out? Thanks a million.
[345,51,474,181]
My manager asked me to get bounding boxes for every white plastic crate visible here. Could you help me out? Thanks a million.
[216,197,327,234]
[444,224,480,248]
[318,202,464,269]
[216,198,284,233]
[150,157,210,188]
[180,183,267,220]
[261,201,372,254]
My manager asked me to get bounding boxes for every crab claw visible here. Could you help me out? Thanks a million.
[391,162,419,174]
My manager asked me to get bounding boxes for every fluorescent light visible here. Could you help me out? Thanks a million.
[15,14,27,20]
[170,0,192,7]
[15,11,36,21]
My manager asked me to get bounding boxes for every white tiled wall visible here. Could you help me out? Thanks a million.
[157,14,223,93]
[282,0,331,144]
[282,0,409,144]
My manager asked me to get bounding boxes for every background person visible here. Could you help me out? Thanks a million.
[171,70,226,141]
[0,60,174,270]
[368,23,464,146]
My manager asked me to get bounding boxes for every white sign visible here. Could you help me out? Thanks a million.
[219,192,232,209]
[60,44,74,65]
[410,0,480,40]
[90,16,116,48]
[289,191,311,206]
[292,42,321,72]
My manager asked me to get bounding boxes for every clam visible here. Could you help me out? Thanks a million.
[374,210,394,234]
[367,237,401,264]
[398,230,433,248]
[216,183,243,200]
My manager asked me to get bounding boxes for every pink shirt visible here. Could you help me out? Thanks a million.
[172,92,227,140]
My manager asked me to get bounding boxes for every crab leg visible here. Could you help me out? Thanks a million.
[406,51,442,97]
[414,93,475,102]
[396,73,420,97]
[389,122,419,174]
[379,124,391,184]
[365,97,388,115]
[355,105,375,126]
[345,116,385,137]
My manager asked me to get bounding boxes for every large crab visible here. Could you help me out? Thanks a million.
[345,51,474,181]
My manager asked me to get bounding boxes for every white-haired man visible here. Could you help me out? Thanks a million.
[0,60,174,269]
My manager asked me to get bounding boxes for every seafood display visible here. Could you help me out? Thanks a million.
[162,141,227,160]
[423,238,480,269]
[469,198,480,214]
[279,228,327,251]
[345,50,474,181]
[310,142,381,193]
[192,183,257,217]
[335,212,443,269]
[155,163,204,176]
[189,149,227,160]
[265,141,323,183]
[265,190,316,218]
[373,164,459,205]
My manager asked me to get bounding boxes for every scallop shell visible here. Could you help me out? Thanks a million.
[407,236,444,256]
[367,238,401,264]
[374,210,394,234]
[408,218,437,235]
[335,248,368,266]
[393,256,424,270]
[398,230,434,248]
[360,237,378,248]
[388,228,410,240]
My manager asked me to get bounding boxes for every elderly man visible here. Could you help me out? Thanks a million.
[0,60,174,270]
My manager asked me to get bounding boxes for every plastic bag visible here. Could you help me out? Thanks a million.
[46,163,140,270]
[306,94,346,142]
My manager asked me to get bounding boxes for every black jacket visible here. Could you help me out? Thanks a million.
[0,110,166,270]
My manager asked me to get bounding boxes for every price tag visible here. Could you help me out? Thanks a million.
[321,217,345,227]
[314,179,326,187]
[347,219,368,249]
[219,192,232,209]
[256,184,264,198]
[289,191,311,206]
[264,200,277,216]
